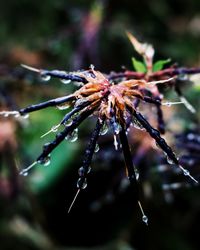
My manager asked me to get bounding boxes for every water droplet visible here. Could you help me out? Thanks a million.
[22,113,29,119]
[132,117,143,130]
[87,166,91,174]
[134,167,140,180]
[71,128,78,142]
[43,142,51,151]
[41,74,51,82]
[178,74,188,81]
[166,156,174,165]
[94,143,99,153]
[19,161,37,175]
[65,128,78,142]
[183,168,190,176]
[14,113,20,118]
[142,215,148,225]
[113,122,121,134]
[51,125,58,132]
[74,99,87,108]
[20,170,28,176]
[78,167,85,177]
[100,124,108,135]
[61,79,71,84]
[90,64,95,70]
[187,133,195,140]
[38,155,51,166]
[57,103,71,110]
[188,159,195,166]
[165,102,171,107]
[78,166,91,176]
[64,119,73,127]
[77,178,87,189]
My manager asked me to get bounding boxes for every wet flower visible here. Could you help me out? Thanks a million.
[0,62,199,225]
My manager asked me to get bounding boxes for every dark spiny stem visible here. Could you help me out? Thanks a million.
[119,125,138,189]
[108,71,145,81]
[108,67,200,82]
[173,67,200,75]
[143,96,165,133]
[133,111,179,164]
[68,118,104,213]
[133,111,198,183]
[119,124,149,224]
[37,107,95,163]
[41,70,88,83]
[60,100,91,125]
[77,118,104,189]
[19,95,75,115]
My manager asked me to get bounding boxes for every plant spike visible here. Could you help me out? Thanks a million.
[0,95,75,118]
[132,110,198,183]
[19,106,96,176]
[119,124,148,225]
[37,107,96,164]
[19,161,38,176]
[22,64,88,83]
[175,85,196,113]
[40,100,92,138]
[68,118,104,213]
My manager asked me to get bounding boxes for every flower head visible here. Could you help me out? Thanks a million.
[0,63,198,225]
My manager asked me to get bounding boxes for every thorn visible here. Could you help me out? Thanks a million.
[68,189,80,213]
[19,161,37,176]
[179,96,196,113]
[148,76,176,85]
[40,124,60,138]
[179,165,198,184]
[21,64,40,73]
[162,101,184,106]
[138,200,148,226]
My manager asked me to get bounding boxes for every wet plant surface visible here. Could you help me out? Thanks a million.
[0,1,200,250]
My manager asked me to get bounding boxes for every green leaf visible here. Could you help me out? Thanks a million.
[153,58,171,72]
[131,57,146,73]
[29,141,79,193]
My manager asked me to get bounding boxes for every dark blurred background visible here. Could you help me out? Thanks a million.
[0,0,200,250]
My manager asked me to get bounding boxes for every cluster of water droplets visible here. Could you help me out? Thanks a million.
[162,150,198,183]
[76,166,92,190]
[40,69,73,85]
